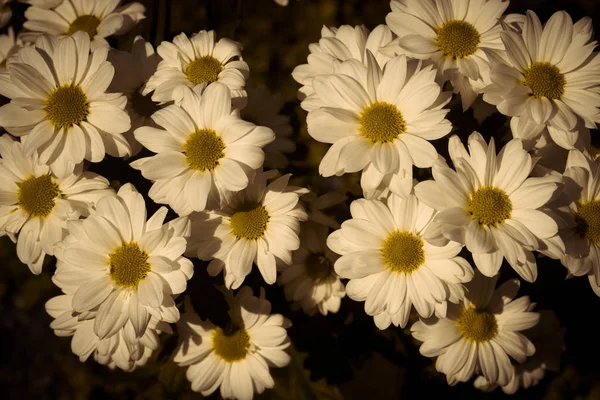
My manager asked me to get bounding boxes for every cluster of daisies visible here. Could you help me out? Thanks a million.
[0,0,597,398]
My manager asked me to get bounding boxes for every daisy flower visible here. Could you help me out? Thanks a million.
[386,0,509,110]
[108,35,162,156]
[131,83,274,216]
[174,287,291,400]
[483,11,600,150]
[22,0,145,49]
[414,131,562,282]
[306,54,452,198]
[279,223,345,316]
[556,150,600,296]
[292,24,394,109]
[474,310,564,394]
[187,170,308,289]
[0,32,131,177]
[144,30,249,106]
[0,135,112,274]
[46,294,171,371]
[241,82,295,169]
[327,194,473,329]
[52,183,193,340]
[411,273,539,386]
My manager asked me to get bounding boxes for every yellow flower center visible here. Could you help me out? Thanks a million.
[67,15,101,38]
[184,56,223,85]
[466,187,512,227]
[17,174,60,218]
[109,242,151,288]
[229,203,270,240]
[434,20,481,59]
[381,230,425,274]
[183,129,225,171]
[359,102,406,144]
[305,252,334,281]
[212,326,251,362]
[574,201,600,246]
[522,62,566,100]
[586,145,600,161]
[44,84,90,129]
[131,89,160,118]
[456,306,498,342]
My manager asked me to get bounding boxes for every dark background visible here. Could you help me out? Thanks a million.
[1,0,600,399]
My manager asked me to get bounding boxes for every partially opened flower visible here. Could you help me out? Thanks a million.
[279,223,345,316]
[327,194,473,329]
[22,0,145,49]
[0,32,131,177]
[108,36,162,156]
[484,11,600,150]
[131,83,274,216]
[411,273,539,386]
[386,0,509,110]
[46,294,172,371]
[144,30,249,105]
[292,24,394,109]
[415,131,562,282]
[306,54,451,198]
[52,184,193,340]
[187,171,308,289]
[175,287,291,400]
[0,135,112,274]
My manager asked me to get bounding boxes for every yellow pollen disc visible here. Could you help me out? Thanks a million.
[109,242,151,288]
[184,56,223,85]
[183,129,225,171]
[466,187,512,227]
[456,306,498,342]
[522,62,566,100]
[17,174,60,218]
[131,89,160,118]
[574,201,600,246]
[586,145,600,161]
[305,252,334,281]
[381,230,425,274]
[67,15,101,38]
[212,326,251,362]
[229,203,270,240]
[44,84,90,129]
[359,102,406,144]
[434,20,480,59]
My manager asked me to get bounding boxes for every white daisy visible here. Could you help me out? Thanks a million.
[46,294,171,371]
[483,10,600,150]
[144,30,249,106]
[52,183,193,340]
[386,0,509,110]
[131,83,274,216]
[0,32,132,177]
[22,0,145,49]
[327,194,473,329]
[187,170,308,289]
[279,223,345,316]
[474,310,564,394]
[292,24,394,109]
[0,134,112,274]
[414,131,562,282]
[241,82,295,169]
[174,287,291,400]
[108,35,162,156]
[555,150,600,296]
[411,273,539,386]
[306,54,452,198]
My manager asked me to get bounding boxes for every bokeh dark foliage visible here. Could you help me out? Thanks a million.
[1,0,600,399]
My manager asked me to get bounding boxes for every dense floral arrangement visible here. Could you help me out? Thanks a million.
[0,0,598,398]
